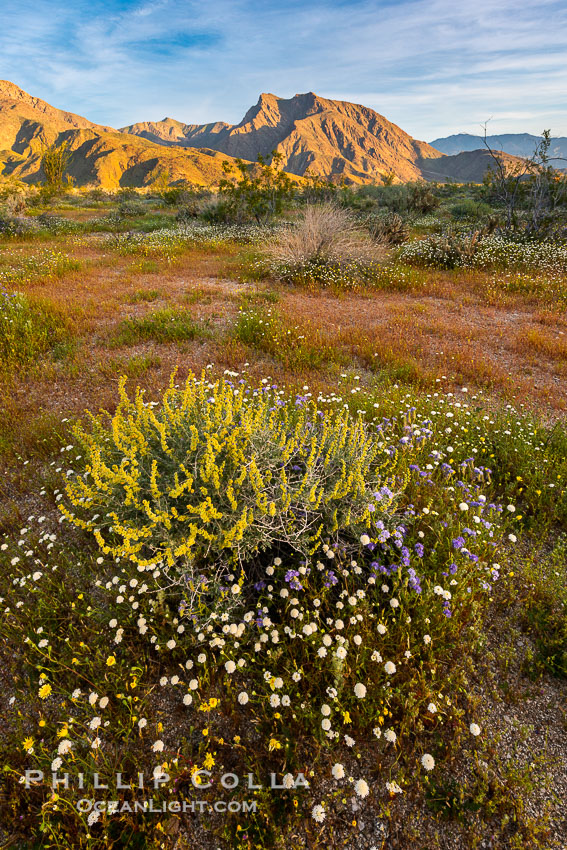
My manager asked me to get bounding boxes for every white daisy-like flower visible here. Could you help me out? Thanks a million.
[384,729,397,744]
[354,778,370,798]
[51,757,63,772]
[138,718,147,729]
[312,804,326,823]
[225,660,236,674]
[354,683,367,699]
[238,691,249,705]
[58,739,73,755]
[384,661,396,675]
[377,624,387,635]
[183,694,193,706]
[427,703,437,713]
[470,722,481,736]
[421,753,435,771]
[152,740,164,752]
[321,718,331,731]
[331,763,345,779]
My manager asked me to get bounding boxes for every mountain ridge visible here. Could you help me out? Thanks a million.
[0,81,526,187]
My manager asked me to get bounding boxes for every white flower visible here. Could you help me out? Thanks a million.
[508,534,517,543]
[231,584,241,595]
[58,739,72,755]
[312,804,326,823]
[389,598,399,609]
[386,781,403,794]
[360,534,371,546]
[384,729,397,744]
[166,639,176,650]
[507,505,515,512]
[51,757,63,771]
[354,778,370,798]
[321,718,331,731]
[270,694,281,708]
[331,763,345,779]
[238,691,249,705]
[89,716,101,730]
[459,502,469,511]
[384,661,396,675]
[336,646,347,660]
[99,697,109,709]
[321,704,331,716]
[470,723,481,736]
[88,810,100,826]
[344,735,355,747]
[152,740,164,752]
[423,634,431,645]
[421,754,435,771]
[427,703,437,713]
[377,624,387,635]
[225,660,236,674]
[138,718,147,729]
[354,683,367,699]
[282,773,294,789]
[183,694,193,706]
[88,692,98,705]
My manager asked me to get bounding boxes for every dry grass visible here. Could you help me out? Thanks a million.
[264,202,384,266]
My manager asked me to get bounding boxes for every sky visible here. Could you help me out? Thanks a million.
[1,0,566,140]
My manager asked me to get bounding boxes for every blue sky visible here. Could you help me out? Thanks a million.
[1,0,566,140]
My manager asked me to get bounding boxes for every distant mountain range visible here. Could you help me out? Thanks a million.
[430,132,567,162]
[0,81,525,188]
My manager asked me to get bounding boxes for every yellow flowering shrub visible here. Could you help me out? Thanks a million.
[62,371,398,578]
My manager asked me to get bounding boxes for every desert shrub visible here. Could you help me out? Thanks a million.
[117,200,147,218]
[199,196,235,223]
[61,372,391,583]
[366,212,409,245]
[449,199,496,221]
[265,202,383,269]
[218,151,296,223]
[0,286,72,372]
[409,182,440,214]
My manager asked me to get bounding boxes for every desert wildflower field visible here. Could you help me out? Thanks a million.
[0,179,566,850]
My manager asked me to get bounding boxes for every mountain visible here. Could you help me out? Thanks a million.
[0,81,526,187]
[430,132,567,162]
[0,81,238,188]
[122,91,445,184]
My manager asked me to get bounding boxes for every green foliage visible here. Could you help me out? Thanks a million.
[0,287,73,373]
[109,307,207,346]
[219,151,296,223]
[40,141,72,190]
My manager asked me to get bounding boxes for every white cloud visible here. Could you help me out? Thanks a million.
[0,0,566,137]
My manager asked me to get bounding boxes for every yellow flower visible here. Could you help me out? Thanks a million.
[22,737,34,751]
[106,656,116,667]
[268,738,282,751]
[202,728,209,737]
[342,711,352,724]
[38,684,52,700]
[203,753,215,770]
[38,720,46,728]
